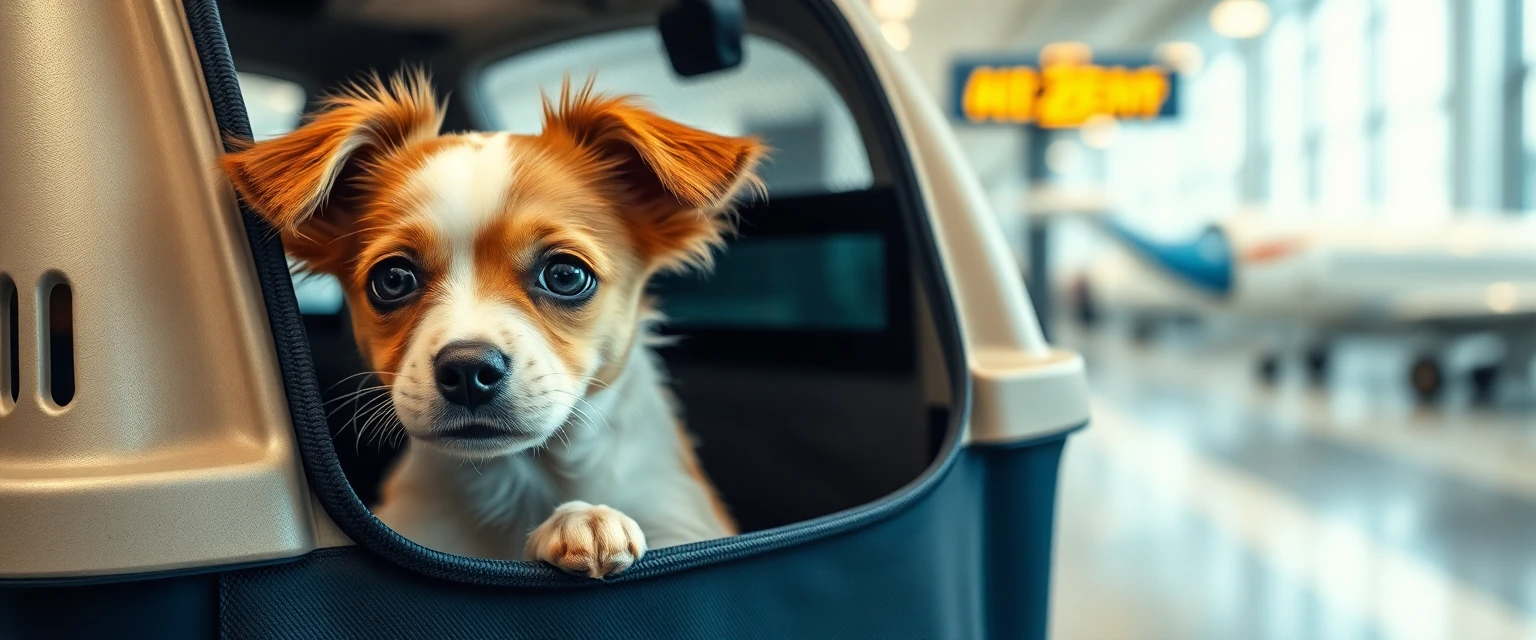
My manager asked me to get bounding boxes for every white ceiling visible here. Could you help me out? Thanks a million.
[332,0,1222,99]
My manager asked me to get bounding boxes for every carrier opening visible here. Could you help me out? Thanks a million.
[42,276,74,408]
[3,275,16,408]
[218,0,959,564]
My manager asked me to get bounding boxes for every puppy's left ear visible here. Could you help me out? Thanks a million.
[544,80,766,272]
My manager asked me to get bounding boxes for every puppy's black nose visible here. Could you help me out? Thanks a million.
[433,341,508,410]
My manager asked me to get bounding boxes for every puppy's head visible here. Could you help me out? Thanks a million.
[223,70,764,458]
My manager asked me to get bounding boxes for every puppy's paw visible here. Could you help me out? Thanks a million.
[525,501,646,579]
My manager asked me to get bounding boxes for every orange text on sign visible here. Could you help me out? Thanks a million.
[961,64,1171,128]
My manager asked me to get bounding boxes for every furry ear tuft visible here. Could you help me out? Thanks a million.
[542,76,767,272]
[221,67,444,238]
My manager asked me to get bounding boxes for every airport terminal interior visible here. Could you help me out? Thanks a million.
[931,1,1536,638]
[224,0,1535,637]
[906,0,1536,637]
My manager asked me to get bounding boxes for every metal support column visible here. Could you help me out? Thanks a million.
[1025,127,1055,341]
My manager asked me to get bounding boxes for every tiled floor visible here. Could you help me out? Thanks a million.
[1049,331,1536,640]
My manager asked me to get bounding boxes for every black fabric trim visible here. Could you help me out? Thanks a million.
[182,0,972,586]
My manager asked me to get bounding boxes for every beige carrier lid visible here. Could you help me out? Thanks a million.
[0,0,325,578]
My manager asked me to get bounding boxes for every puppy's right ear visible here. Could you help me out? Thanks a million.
[221,69,443,271]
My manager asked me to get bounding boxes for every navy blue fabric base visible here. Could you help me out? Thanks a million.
[216,436,1071,640]
[0,574,217,640]
[0,435,1073,639]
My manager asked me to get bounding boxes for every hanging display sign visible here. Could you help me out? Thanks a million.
[952,53,1181,128]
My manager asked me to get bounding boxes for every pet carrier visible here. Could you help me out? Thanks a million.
[0,0,1088,637]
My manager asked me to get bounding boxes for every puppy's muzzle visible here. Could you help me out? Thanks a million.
[433,340,508,410]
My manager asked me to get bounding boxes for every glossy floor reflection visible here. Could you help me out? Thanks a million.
[1050,333,1536,640]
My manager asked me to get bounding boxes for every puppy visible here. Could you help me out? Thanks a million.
[222,70,763,578]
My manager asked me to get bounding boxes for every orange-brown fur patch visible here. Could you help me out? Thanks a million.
[539,78,767,273]
[221,69,444,274]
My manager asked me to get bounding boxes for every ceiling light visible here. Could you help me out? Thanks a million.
[1080,115,1121,149]
[1210,0,1271,39]
[881,21,911,51]
[1041,41,1093,66]
[871,0,917,22]
[1155,41,1205,75]
[1487,282,1517,314]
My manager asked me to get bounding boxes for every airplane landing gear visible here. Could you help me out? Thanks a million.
[1304,344,1330,387]
[1257,352,1282,385]
[1470,364,1499,405]
[1410,355,1443,405]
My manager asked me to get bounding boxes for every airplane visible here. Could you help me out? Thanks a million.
[1062,206,1536,405]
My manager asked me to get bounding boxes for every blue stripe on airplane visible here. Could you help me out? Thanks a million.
[1102,218,1235,297]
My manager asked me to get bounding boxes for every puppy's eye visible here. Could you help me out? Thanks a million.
[368,257,422,310]
[537,256,596,300]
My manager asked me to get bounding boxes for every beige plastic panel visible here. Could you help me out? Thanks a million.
[0,0,320,577]
[831,0,1091,443]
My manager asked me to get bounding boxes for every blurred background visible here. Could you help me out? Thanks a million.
[235,0,1536,637]
[906,0,1536,638]
[897,0,1536,637]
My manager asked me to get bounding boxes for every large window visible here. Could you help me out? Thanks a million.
[1524,0,1536,207]
[1261,0,1452,216]
[1311,0,1372,213]
[1377,0,1451,215]
[1103,50,1247,235]
[1188,49,1249,215]
[1266,16,1309,208]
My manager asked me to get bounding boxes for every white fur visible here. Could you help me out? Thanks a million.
[390,137,585,456]
[411,135,516,238]
[374,337,732,559]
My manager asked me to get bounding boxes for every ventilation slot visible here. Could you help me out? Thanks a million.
[44,279,74,407]
[3,276,15,408]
